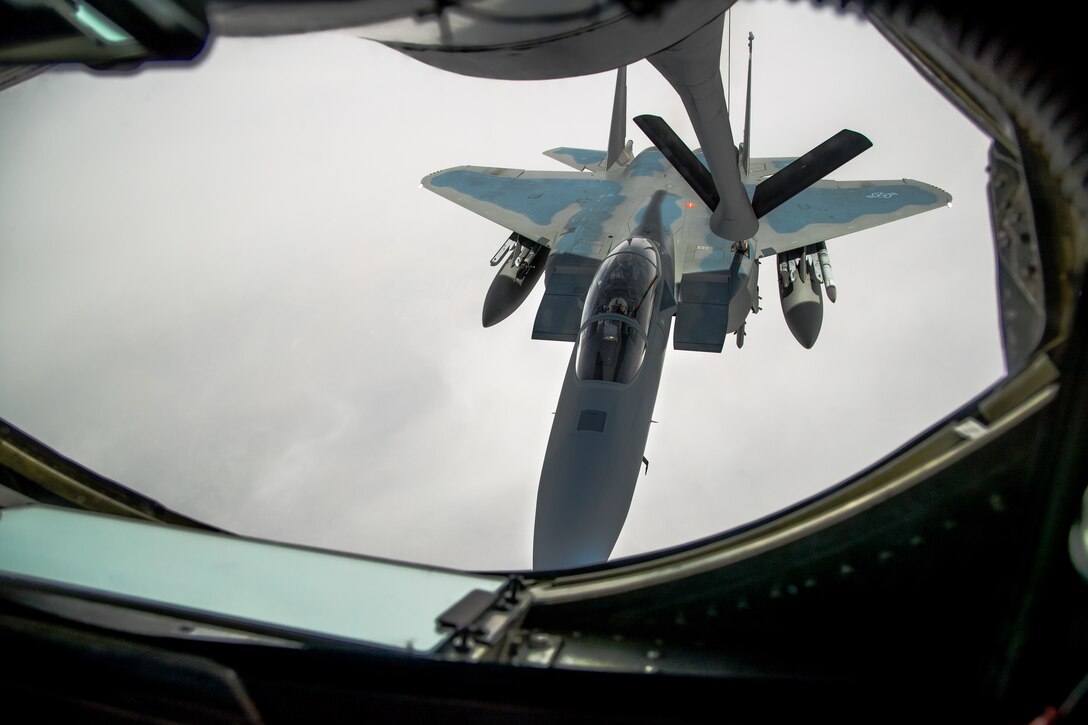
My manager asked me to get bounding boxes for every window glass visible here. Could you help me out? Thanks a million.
[575,317,648,384]
[581,246,659,334]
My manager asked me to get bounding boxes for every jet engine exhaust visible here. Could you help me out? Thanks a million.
[778,247,823,348]
[482,236,549,327]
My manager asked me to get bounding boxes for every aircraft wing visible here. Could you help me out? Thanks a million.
[422,166,619,246]
[754,178,952,257]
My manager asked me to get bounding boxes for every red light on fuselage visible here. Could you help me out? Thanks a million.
[684,201,697,208]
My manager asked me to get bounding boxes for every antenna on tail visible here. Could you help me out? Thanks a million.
[740,32,754,178]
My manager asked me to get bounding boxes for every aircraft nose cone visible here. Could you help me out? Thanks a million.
[785,300,823,349]
[533,536,613,571]
[534,468,632,570]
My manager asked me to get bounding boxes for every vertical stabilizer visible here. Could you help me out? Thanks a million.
[606,66,627,169]
[741,32,753,178]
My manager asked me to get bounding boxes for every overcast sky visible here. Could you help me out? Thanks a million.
[0,1,1003,571]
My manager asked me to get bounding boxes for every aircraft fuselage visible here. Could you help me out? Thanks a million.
[533,198,680,570]
[533,309,671,570]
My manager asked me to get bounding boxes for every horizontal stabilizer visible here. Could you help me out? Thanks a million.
[543,147,607,172]
[751,129,872,218]
[634,114,719,210]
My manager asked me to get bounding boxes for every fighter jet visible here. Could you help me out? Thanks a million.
[422,20,952,570]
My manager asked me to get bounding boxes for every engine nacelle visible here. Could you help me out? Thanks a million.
[777,247,823,348]
[482,234,549,327]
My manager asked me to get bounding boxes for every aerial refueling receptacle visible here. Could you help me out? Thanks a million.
[483,233,550,327]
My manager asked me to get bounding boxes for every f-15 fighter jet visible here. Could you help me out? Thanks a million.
[422,20,951,570]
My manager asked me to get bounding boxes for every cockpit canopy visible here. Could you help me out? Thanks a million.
[575,239,660,384]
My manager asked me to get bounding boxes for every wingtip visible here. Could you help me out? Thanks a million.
[420,166,459,189]
[903,178,953,206]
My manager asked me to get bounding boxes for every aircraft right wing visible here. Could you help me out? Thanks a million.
[422,166,621,246]
[754,178,952,257]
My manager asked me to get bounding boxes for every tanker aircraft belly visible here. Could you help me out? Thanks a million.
[422,28,951,570]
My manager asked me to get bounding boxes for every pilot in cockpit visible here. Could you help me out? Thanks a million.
[607,297,629,316]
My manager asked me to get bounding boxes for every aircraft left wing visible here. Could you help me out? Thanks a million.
[422,166,621,246]
[754,178,952,257]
